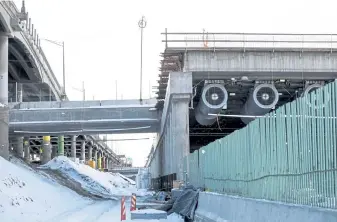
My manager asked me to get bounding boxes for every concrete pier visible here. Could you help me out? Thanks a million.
[88,145,92,161]
[51,144,57,159]
[97,152,102,170]
[71,135,76,158]
[0,36,9,159]
[23,137,30,162]
[58,136,64,156]
[13,137,23,158]
[41,136,51,164]
[151,72,192,181]
[80,141,85,161]
[93,149,98,168]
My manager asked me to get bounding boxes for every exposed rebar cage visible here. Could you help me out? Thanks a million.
[241,83,279,124]
[195,84,228,126]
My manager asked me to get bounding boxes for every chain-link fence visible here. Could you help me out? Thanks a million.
[189,80,337,209]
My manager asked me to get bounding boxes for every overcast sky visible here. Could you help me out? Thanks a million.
[12,0,337,166]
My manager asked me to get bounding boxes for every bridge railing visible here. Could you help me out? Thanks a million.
[1,1,63,100]
[162,30,337,51]
[189,80,337,209]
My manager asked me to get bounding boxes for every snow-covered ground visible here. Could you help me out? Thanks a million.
[0,156,91,222]
[0,156,183,221]
[39,156,148,198]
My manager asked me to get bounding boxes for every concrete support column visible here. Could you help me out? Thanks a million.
[58,136,64,156]
[93,149,98,168]
[51,145,57,159]
[71,135,76,158]
[17,83,23,102]
[88,145,92,161]
[106,158,110,170]
[23,137,30,163]
[41,136,51,164]
[171,96,190,181]
[159,72,192,181]
[97,151,102,170]
[0,36,9,159]
[80,141,85,161]
[13,137,24,158]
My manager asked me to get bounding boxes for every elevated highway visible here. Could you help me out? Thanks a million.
[8,99,159,135]
[0,1,63,101]
[0,1,121,165]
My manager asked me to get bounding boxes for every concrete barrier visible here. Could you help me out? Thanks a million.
[195,192,337,222]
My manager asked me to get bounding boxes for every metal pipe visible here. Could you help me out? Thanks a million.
[195,83,228,125]
[241,83,279,124]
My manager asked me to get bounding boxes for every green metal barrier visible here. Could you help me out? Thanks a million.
[189,81,337,209]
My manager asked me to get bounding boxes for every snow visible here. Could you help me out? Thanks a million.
[0,103,4,107]
[0,156,182,221]
[0,156,91,222]
[39,156,150,198]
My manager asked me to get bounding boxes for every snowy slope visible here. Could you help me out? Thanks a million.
[40,157,148,198]
[0,156,91,222]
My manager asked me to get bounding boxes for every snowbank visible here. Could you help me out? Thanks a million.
[0,156,91,222]
[40,156,148,198]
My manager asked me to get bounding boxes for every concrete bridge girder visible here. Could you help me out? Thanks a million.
[185,50,337,80]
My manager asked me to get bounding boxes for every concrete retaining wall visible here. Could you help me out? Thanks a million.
[195,192,337,222]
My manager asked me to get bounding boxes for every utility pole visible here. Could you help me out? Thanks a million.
[138,16,146,103]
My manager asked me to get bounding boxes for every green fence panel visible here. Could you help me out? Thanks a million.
[188,81,337,209]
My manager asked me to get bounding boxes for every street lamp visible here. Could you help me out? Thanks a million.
[40,38,66,100]
[138,16,146,102]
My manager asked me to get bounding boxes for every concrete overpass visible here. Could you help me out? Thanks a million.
[8,99,159,136]
[0,1,63,102]
[148,31,337,181]
[0,1,122,167]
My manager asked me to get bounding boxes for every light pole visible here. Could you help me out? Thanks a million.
[41,38,66,100]
[138,16,146,102]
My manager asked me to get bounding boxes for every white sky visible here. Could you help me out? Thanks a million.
[12,0,337,166]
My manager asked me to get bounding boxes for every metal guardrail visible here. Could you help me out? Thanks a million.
[162,30,337,51]
[0,1,63,100]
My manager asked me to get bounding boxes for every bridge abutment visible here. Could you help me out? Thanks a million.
[0,35,9,160]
